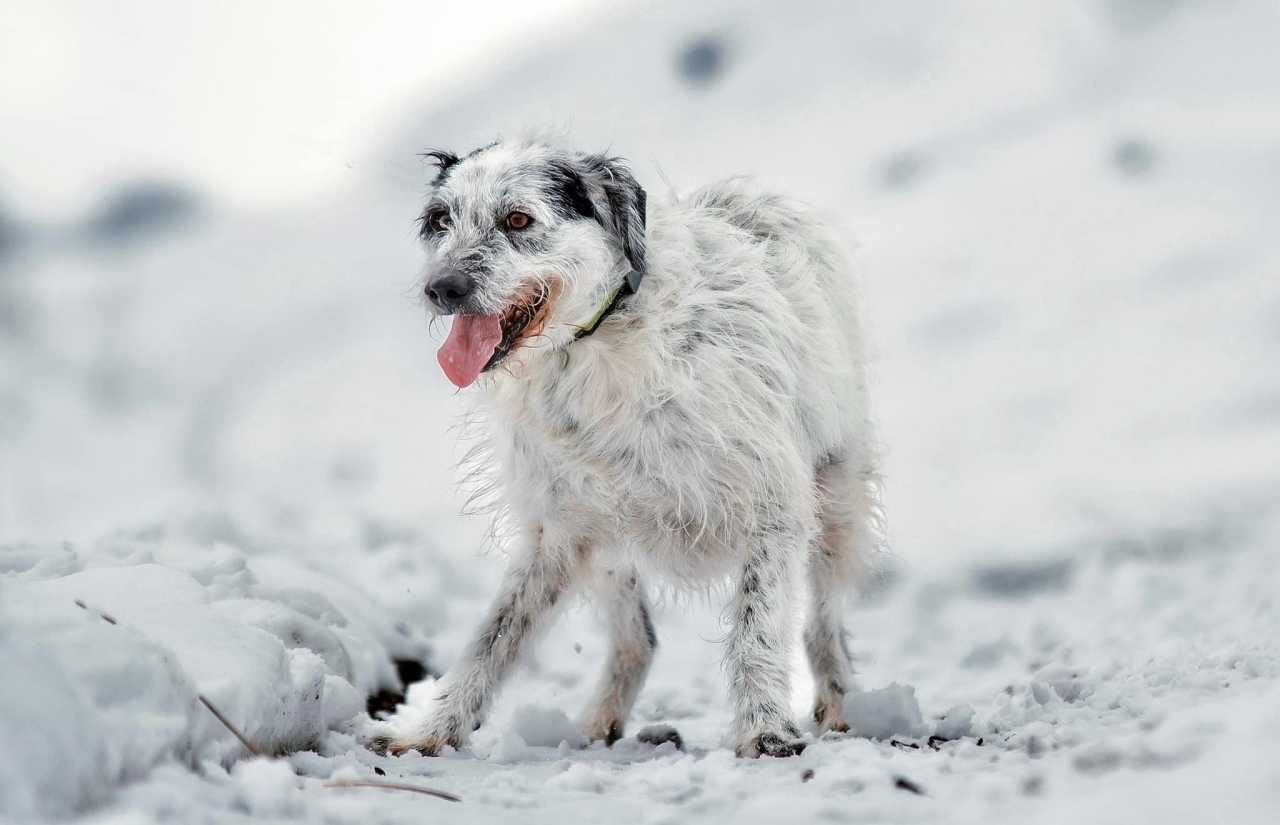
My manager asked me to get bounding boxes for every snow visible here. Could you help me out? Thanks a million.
[0,537,434,820]
[842,684,930,742]
[3,0,1280,822]
[511,705,591,750]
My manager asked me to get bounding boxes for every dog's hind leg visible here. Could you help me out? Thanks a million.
[805,456,874,733]
[581,564,657,745]
[728,511,811,758]
[805,544,854,733]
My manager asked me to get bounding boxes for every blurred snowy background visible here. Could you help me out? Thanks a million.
[3,1,1279,823]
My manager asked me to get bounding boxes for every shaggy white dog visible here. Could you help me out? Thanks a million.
[383,138,883,758]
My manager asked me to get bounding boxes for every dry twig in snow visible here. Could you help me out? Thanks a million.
[73,598,262,757]
[323,779,462,803]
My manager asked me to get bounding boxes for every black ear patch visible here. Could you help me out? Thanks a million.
[544,160,597,222]
[579,153,647,279]
[423,150,461,185]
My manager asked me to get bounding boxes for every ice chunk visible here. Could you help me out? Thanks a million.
[843,683,929,740]
[511,705,588,749]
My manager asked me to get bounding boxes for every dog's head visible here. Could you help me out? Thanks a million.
[417,140,646,388]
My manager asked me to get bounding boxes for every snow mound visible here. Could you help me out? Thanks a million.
[0,630,160,820]
[0,536,431,820]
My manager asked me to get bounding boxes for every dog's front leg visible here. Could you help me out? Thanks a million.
[728,519,807,758]
[384,525,576,755]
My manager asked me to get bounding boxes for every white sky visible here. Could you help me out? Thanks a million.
[0,0,594,219]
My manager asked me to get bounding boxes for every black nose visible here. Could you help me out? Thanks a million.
[425,272,475,313]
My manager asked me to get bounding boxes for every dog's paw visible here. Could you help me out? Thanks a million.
[636,724,685,751]
[363,732,395,756]
[365,729,460,757]
[358,719,400,755]
[360,714,465,757]
[735,726,807,758]
[388,734,458,757]
[583,716,625,746]
[812,699,851,735]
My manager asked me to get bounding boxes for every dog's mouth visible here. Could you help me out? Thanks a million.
[484,288,551,372]
[437,287,551,388]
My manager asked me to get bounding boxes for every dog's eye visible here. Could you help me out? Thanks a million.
[505,211,532,231]
[425,209,451,233]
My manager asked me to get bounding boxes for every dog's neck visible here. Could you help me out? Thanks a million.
[486,276,651,400]
[572,268,644,342]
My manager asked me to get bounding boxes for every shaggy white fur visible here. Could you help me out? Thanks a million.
[382,139,884,758]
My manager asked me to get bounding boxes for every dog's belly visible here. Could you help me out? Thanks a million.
[620,510,745,582]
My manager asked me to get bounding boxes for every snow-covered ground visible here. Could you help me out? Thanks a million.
[3,1,1280,822]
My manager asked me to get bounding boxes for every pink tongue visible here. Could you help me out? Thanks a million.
[438,314,504,388]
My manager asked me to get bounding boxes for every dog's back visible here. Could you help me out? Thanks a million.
[681,177,871,390]
[660,176,877,477]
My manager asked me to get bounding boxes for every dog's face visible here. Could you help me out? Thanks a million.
[418,141,646,388]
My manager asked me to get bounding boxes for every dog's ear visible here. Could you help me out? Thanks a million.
[423,149,461,185]
[578,154,647,276]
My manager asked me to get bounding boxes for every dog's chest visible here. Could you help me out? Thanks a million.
[514,377,651,501]
[499,370,715,534]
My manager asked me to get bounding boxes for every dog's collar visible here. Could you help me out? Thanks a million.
[572,267,644,341]
[574,181,647,341]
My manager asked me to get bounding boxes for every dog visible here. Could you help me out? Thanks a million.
[383,138,883,758]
